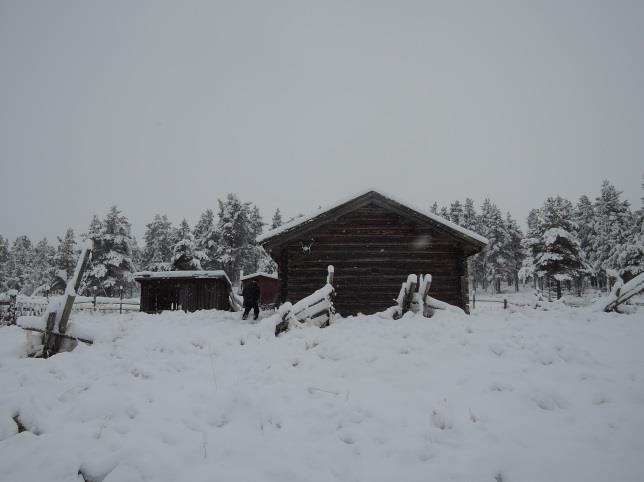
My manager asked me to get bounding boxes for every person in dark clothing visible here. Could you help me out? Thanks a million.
[242,280,261,320]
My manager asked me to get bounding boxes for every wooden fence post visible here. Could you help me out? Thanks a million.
[93,288,97,312]
[327,265,334,286]
[50,243,92,355]
[472,291,476,310]
[119,286,123,314]
[503,298,508,310]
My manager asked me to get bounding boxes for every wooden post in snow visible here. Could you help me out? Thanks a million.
[48,242,92,356]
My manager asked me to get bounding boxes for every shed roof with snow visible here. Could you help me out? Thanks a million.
[240,271,278,282]
[258,190,487,315]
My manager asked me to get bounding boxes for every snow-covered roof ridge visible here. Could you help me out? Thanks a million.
[257,189,489,246]
[134,270,232,285]
[241,272,279,281]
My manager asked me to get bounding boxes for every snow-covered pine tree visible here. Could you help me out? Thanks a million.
[249,205,264,242]
[0,235,9,291]
[529,196,587,299]
[130,237,143,273]
[193,209,221,270]
[609,220,643,282]
[429,202,438,214]
[520,208,541,288]
[461,199,478,231]
[172,219,206,271]
[270,208,283,230]
[142,214,176,271]
[84,215,103,243]
[214,193,252,281]
[573,195,596,287]
[5,235,34,293]
[503,213,525,291]
[448,200,464,225]
[83,206,136,297]
[246,204,273,274]
[438,206,450,219]
[591,180,632,289]
[194,209,214,244]
[478,199,508,293]
[459,198,483,291]
[29,237,54,295]
[608,179,643,281]
[51,228,78,292]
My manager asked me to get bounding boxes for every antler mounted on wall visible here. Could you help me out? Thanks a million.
[300,239,315,255]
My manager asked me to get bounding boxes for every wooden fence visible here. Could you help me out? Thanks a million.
[470,292,508,310]
[0,295,140,323]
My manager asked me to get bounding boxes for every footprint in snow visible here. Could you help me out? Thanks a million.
[537,351,555,366]
[530,391,568,411]
[488,383,514,393]
[209,414,230,428]
[489,344,506,357]
[431,407,453,430]
[416,450,434,462]
[339,432,356,445]
[592,393,611,405]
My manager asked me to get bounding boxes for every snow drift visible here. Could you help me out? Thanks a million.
[1,306,643,482]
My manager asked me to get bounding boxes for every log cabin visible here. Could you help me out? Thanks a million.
[257,190,487,316]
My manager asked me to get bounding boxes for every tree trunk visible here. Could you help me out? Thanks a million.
[556,280,562,300]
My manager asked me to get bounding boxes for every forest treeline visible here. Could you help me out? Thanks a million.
[0,179,642,298]
[431,178,643,297]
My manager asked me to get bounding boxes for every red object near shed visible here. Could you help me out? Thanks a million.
[241,272,280,307]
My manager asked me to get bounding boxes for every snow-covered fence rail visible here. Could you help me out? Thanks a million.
[1,296,140,319]
[593,272,644,313]
[274,266,335,335]
[470,292,508,310]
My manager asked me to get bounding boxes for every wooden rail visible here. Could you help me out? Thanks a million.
[1,297,140,322]
[275,266,335,335]
[470,292,508,310]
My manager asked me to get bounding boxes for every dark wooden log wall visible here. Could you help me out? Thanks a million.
[139,279,230,313]
[275,203,470,316]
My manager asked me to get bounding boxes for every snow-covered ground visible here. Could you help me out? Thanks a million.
[1,305,644,482]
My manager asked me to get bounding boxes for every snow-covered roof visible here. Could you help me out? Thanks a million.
[134,270,232,285]
[240,272,279,281]
[257,189,488,247]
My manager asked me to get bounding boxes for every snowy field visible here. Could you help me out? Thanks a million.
[1,305,644,482]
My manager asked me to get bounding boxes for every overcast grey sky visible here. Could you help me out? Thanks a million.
[1,0,642,243]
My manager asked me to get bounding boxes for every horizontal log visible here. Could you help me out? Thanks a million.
[287,258,462,266]
[20,327,93,345]
[287,236,458,246]
[288,286,459,296]
[288,281,460,289]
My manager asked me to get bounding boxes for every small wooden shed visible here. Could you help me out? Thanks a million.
[241,272,281,306]
[257,190,488,316]
[135,271,232,313]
